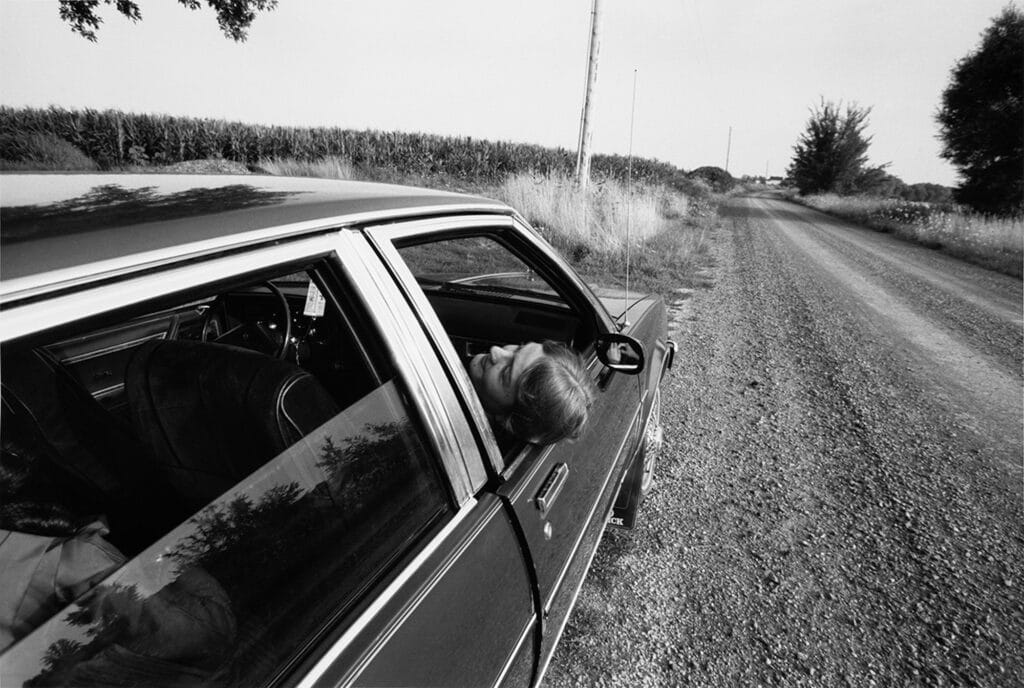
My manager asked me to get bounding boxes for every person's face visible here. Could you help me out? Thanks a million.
[469,343,544,416]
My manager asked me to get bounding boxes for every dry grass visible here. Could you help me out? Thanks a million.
[800,193,1023,277]
[495,171,685,252]
[257,158,718,300]
[494,171,715,297]
[257,155,357,180]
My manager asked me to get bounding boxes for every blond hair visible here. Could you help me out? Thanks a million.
[501,341,595,445]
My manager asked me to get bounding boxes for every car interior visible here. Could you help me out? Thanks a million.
[1,264,363,555]
[0,240,593,665]
[2,255,468,687]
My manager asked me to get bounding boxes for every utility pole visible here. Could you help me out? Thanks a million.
[724,126,732,173]
[575,0,602,188]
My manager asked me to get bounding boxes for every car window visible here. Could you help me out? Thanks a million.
[0,260,453,687]
[394,233,595,461]
[399,235,562,301]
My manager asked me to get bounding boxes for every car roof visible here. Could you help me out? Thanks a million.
[0,173,511,293]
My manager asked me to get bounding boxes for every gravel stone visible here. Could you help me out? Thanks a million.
[543,195,1023,687]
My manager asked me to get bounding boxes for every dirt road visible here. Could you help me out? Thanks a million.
[544,195,1023,687]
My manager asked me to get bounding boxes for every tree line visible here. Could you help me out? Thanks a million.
[788,5,1022,215]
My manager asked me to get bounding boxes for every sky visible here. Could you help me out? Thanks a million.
[0,0,1014,186]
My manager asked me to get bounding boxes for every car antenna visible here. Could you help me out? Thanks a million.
[621,68,638,330]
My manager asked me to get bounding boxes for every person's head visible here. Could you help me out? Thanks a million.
[468,340,595,445]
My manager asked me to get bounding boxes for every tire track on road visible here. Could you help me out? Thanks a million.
[546,196,1024,688]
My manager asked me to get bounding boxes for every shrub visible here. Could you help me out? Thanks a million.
[0,132,97,170]
[688,166,735,193]
[899,183,954,205]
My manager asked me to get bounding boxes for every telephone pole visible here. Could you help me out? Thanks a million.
[575,0,602,188]
[724,126,732,173]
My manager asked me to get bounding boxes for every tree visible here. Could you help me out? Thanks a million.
[787,100,887,195]
[936,5,1024,215]
[58,0,278,42]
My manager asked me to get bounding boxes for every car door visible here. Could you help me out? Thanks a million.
[297,231,541,688]
[0,231,538,688]
[363,215,644,680]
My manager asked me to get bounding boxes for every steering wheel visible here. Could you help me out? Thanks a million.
[262,281,293,359]
[201,281,292,359]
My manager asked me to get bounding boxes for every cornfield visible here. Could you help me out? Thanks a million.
[0,106,686,187]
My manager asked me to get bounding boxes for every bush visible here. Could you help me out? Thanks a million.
[0,132,97,170]
[687,166,735,193]
[899,183,954,205]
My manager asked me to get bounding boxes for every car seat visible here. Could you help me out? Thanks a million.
[124,340,340,518]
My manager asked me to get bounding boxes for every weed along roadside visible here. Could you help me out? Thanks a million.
[783,191,1023,278]
[0,106,725,299]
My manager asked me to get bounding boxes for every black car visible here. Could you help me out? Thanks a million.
[0,174,674,687]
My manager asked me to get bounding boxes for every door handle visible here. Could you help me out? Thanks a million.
[535,463,569,518]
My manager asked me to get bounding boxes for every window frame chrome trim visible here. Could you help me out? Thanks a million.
[1,237,340,342]
[0,203,508,304]
[362,215,514,476]
[334,230,486,502]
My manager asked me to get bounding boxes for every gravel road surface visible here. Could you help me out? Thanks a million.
[544,194,1023,687]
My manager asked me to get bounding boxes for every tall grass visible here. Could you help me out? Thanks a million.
[259,160,717,298]
[258,155,356,180]
[800,193,1023,277]
[496,172,673,252]
[495,171,715,296]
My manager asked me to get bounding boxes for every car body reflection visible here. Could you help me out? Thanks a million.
[3,382,448,688]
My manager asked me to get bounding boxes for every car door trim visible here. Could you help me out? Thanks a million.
[302,495,537,688]
[542,403,642,614]
[294,498,479,688]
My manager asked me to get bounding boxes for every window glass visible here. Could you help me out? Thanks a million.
[395,233,595,462]
[0,261,451,686]
[396,235,589,357]
[400,235,561,301]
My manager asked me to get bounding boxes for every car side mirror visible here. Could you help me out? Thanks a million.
[596,333,645,374]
